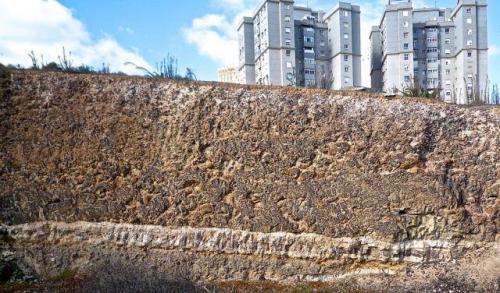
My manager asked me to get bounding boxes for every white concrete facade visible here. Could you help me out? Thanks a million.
[218,67,239,83]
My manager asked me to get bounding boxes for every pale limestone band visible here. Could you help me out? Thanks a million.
[3,221,489,264]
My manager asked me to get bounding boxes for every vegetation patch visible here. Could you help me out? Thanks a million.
[49,268,79,282]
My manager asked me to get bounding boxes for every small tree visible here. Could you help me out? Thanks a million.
[401,74,424,97]
[99,63,110,74]
[43,62,60,71]
[492,84,499,105]
[58,46,73,71]
[319,72,333,89]
[185,67,197,80]
[465,76,481,105]
[28,51,40,69]
[401,74,440,100]
[286,67,296,86]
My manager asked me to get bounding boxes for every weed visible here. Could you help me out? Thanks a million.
[49,268,79,282]
[125,53,197,81]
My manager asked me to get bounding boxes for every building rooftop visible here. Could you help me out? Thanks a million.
[324,2,361,21]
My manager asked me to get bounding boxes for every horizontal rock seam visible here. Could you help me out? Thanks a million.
[3,221,490,264]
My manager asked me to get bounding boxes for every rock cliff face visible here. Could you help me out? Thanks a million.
[0,69,499,290]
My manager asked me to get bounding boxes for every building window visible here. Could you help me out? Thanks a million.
[305,36,314,43]
[403,10,409,17]
[285,39,291,46]
[404,53,409,61]
[285,16,291,22]
[286,62,292,68]
[445,80,451,85]
[467,29,473,35]
[467,40,473,46]
[343,22,349,28]
[446,69,451,74]
[466,18,472,24]
[466,8,471,13]
[403,21,409,28]
[344,66,349,72]
[286,4,291,10]
[344,55,349,61]
[286,50,291,56]
[404,76,411,82]
[304,69,315,75]
[304,58,315,65]
[344,77,350,83]
[285,27,291,34]
[304,48,315,54]
[445,49,451,54]
[467,51,472,57]
[445,28,450,34]
[344,11,349,17]
[344,33,349,39]
[404,32,409,38]
[404,65,409,71]
[445,91,451,96]
[427,37,437,43]
[344,44,349,49]
[403,43,409,50]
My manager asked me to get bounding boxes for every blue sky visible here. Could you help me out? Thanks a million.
[0,0,498,87]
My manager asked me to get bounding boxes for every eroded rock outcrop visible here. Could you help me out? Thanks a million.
[0,69,499,290]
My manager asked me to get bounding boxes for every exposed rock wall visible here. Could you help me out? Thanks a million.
[0,70,499,289]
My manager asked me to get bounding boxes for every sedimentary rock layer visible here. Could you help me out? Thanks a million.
[2,222,499,289]
[5,221,479,264]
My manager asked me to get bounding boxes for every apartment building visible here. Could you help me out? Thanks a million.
[370,0,489,104]
[238,17,256,85]
[237,0,361,90]
[218,67,239,83]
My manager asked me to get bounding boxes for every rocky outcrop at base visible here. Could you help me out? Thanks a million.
[4,221,486,265]
[1,221,499,291]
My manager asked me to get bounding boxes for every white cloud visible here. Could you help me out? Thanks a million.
[490,45,500,56]
[0,0,151,75]
[184,1,264,69]
[183,14,239,68]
